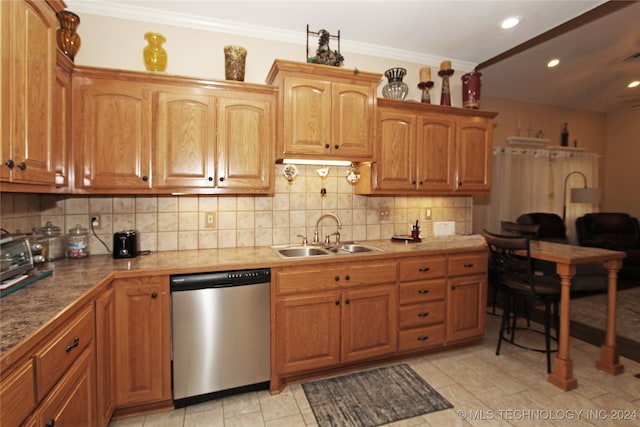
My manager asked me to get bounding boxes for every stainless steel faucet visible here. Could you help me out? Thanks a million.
[313,213,342,245]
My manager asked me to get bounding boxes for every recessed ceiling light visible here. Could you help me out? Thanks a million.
[547,59,560,68]
[500,17,520,29]
[629,80,640,88]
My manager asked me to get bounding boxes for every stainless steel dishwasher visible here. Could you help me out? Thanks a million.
[170,268,270,407]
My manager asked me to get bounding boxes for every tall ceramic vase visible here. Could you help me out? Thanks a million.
[461,72,482,108]
[143,32,168,72]
[56,10,81,61]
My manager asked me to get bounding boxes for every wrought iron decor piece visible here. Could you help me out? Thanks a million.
[306,25,344,66]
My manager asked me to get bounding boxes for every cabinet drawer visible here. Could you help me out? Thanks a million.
[398,325,445,352]
[34,305,95,400]
[277,261,396,294]
[399,279,446,304]
[399,301,445,329]
[0,360,36,427]
[399,257,446,282]
[448,253,487,277]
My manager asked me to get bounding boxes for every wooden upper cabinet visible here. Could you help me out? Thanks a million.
[73,76,153,191]
[455,118,492,191]
[1,0,59,187]
[216,94,274,191]
[355,99,496,195]
[155,90,216,189]
[72,67,275,194]
[266,59,381,162]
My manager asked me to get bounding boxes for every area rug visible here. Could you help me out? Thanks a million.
[302,364,453,427]
[568,286,640,362]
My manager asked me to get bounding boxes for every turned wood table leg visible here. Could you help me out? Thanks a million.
[596,259,624,375]
[548,263,578,391]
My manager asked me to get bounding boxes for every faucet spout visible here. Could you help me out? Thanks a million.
[313,213,342,245]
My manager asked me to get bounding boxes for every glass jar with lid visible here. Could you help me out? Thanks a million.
[38,222,66,261]
[66,224,89,258]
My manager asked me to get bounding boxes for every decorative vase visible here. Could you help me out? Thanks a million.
[56,10,81,61]
[224,45,247,81]
[382,68,409,100]
[461,72,482,108]
[143,32,167,72]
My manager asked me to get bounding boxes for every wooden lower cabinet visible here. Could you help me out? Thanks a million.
[113,276,172,411]
[0,360,36,427]
[96,287,116,426]
[31,346,96,427]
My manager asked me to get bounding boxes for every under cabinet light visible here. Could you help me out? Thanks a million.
[281,159,352,166]
[628,80,640,88]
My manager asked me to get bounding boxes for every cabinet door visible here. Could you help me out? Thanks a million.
[74,78,152,190]
[36,347,96,427]
[95,288,116,427]
[455,118,492,191]
[418,115,456,191]
[114,276,171,407]
[446,274,487,342]
[282,76,331,155]
[1,0,56,184]
[275,292,341,374]
[53,62,71,186]
[216,95,273,190]
[332,82,374,157]
[375,109,416,190]
[342,284,397,363]
[155,91,216,188]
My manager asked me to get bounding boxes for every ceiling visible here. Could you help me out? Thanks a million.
[66,1,640,113]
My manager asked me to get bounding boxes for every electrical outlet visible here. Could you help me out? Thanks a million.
[425,207,432,220]
[90,214,101,229]
[378,206,390,221]
[204,212,216,228]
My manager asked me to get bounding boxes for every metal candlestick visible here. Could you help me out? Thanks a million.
[417,81,434,104]
[438,68,454,106]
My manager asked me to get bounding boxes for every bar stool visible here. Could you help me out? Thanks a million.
[482,229,560,373]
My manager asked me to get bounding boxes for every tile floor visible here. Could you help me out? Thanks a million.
[109,315,640,426]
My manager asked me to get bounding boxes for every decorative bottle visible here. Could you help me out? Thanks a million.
[143,32,168,72]
[56,10,81,61]
[561,123,569,146]
[382,68,409,100]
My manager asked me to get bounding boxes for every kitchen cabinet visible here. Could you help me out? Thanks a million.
[266,59,381,162]
[113,276,172,411]
[355,99,496,195]
[446,251,488,342]
[0,0,62,189]
[96,287,116,426]
[72,67,275,194]
[73,74,154,191]
[397,256,447,352]
[0,359,36,427]
[52,53,74,187]
[273,260,397,388]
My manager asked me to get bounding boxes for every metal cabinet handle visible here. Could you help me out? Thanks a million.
[17,162,26,170]
[4,159,14,169]
[345,299,350,304]
[208,176,213,181]
[151,292,158,299]
[142,175,148,181]
[335,276,340,282]
[418,312,429,317]
[334,144,339,150]
[65,337,80,352]
[417,336,429,341]
[46,419,56,427]
[418,289,430,294]
[464,263,474,268]
[335,300,340,306]
[345,275,350,281]
[418,267,430,272]
[325,144,330,149]
[219,177,225,182]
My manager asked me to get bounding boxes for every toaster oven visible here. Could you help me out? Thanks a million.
[0,234,35,282]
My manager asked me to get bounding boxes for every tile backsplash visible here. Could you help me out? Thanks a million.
[0,165,473,255]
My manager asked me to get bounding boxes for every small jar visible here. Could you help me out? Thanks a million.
[66,224,89,258]
[38,222,66,261]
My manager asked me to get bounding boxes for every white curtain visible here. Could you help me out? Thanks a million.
[486,148,600,243]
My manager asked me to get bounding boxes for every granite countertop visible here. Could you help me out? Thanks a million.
[0,235,486,357]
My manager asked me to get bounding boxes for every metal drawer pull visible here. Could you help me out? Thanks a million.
[464,263,474,268]
[46,419,56,427]
[418,267,430,272]
[418,312,429,317]
[417,336,429,341]
[65,337,80,352]
[418,289,430,294]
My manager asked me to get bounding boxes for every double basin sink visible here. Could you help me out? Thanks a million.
[273,242,381,259]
